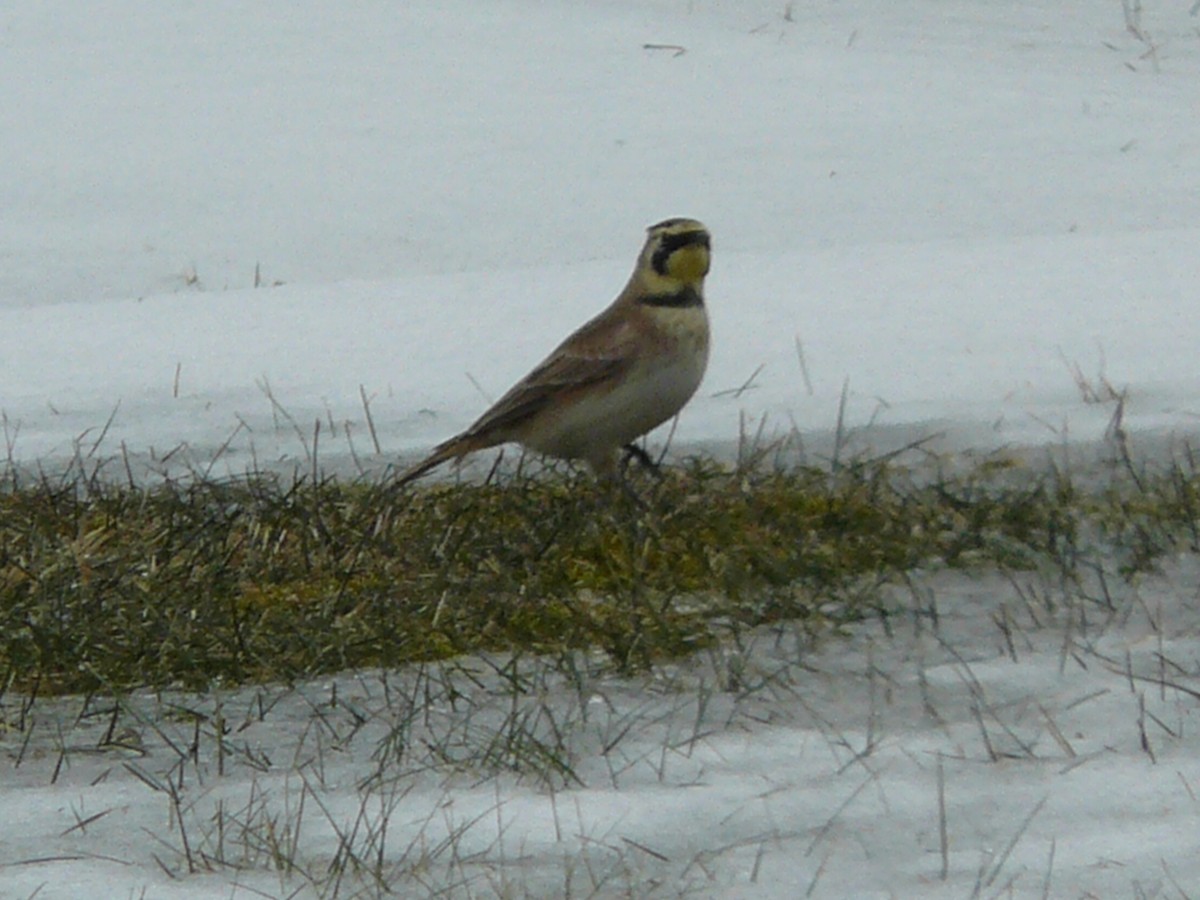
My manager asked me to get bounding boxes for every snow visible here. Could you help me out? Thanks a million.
[5,565,1199,897]
[2,0,1200,897]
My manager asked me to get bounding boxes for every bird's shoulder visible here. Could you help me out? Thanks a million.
[459,304,637,439]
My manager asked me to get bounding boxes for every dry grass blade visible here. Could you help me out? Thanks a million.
[0,437,1197,696]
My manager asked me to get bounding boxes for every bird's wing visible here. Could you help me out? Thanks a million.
[462,315,640,440]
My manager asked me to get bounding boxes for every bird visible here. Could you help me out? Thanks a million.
[395,217,712,486]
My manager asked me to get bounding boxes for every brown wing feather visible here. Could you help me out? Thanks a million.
[396,302,643,486]
[460,311,640,442]
[461,352,625,439]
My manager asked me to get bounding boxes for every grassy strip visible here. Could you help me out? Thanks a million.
[0,445,1196,696]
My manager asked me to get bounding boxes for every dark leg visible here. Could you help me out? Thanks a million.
[621,443,662,477]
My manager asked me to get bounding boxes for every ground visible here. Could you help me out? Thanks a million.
[2,1,1199,897]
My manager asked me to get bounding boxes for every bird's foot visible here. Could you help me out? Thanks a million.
[620,443,663,479]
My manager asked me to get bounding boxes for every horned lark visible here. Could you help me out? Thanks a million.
[396,217,712,485]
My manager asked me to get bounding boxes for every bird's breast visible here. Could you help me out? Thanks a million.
[517,303,709,462]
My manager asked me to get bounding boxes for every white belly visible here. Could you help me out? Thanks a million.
[528,337,709,462]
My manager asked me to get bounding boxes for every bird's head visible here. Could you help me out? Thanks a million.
[638,218,712,294]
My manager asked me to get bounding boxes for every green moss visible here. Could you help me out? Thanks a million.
[1,447,1198,695]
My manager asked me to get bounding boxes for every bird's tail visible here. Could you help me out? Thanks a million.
[394,434,486,487]
[394,442,463,487]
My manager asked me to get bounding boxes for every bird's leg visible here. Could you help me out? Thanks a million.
[585,450,648,509]
[620,442,663,478]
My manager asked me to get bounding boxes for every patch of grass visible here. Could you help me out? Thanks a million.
[1,443,1197,696]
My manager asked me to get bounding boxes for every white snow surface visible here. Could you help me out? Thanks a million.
[2,1,1200,897]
